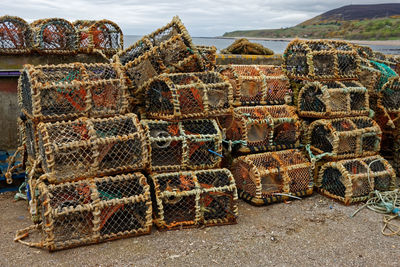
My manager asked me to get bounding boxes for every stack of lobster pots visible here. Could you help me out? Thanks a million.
[283,39,397,205]
[214,63,314,206]
[13,16,239,250]
[112,16,239,231]
[355,45,400,184]
[15,61,154,251]
[0,15,123,56]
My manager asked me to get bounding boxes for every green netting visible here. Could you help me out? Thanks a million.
[370,60,398,91]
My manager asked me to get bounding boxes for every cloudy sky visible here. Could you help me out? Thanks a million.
[2,0,398,36]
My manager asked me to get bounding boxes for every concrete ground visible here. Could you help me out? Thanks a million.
[1,191,399,267]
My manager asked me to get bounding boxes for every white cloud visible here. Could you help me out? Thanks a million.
[1,0,397,36]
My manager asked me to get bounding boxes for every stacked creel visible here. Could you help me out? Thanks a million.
[14,62,153,251]
[0,15,32,54]
[283,39,397,205]
[0,15,123,57]
[73,20,123,56]
[215,64,313,205]
[354,45,400,182]
[113,16,238,231]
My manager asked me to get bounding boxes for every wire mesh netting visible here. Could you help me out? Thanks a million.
[18,62,129,122]
[38,114,148,183]
[141,119,222,172]
[298,80,369,118]
[283,39,360,81]
[144,72,233,120]
[16,173,152,251]
[73,19,123,55]
[151,168,238,230]
[0,15,32,54]
[30,18,78,54]
[114,16,205,97]
[317,155,396,205]
[308,116,382,160]
[218,64,292,106]
[220,105,300,153]
[231,149,313,206]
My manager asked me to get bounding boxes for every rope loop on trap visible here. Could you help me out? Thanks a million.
[305,144,333,170]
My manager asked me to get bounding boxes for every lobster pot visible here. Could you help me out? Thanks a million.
[144,72,233,120]
[231,149,313,206]
[220,105,300,153]
[73,19,123,55]
[219,64,292,106]
[196,45,217,70]
[151,169,238,230]
[114,16,204,94]
[0,15,32,54]
[38,114,148,184]
[317,156,396,205]
[298,80,369,118]
[18,63,129,122]
[141,119,222,172]
[359,65,382,92]
[307,117,381,160]
[17,173,152,251]
[377,77,400,114]
[283,39,360,80]
[30,18,78,54]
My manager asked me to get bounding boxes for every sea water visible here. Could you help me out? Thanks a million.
[124,35,400,55]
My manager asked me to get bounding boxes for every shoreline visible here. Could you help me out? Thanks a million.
[212,36,400,47]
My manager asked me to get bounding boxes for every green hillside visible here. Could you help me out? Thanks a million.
[223,4,400,40]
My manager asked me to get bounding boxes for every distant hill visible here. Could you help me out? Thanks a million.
[223,3,400,40]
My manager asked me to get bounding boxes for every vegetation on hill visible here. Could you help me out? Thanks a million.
[223,4,400,40]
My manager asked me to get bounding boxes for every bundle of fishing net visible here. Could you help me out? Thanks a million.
[18,62,129,122]
[114,16,205,97]
[141,119,222,172]
[195,45,217,70]
[37,114,148,184]
[143,72,233,120]
[30,18,78,54]
[150,168,238,230]
[73,19,123,56]
[15,173,152,251]
[0,15,32,54]
[220,38,274,55]
[316,155,396,205]
[218,64,292,106]
[219,105,300,153]
[307,117,381,160]
[283,39,360,81]
[231,149,313,206]
[298,80,369,118]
